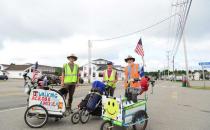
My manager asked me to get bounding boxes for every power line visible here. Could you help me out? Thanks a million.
[170,0,189,58]
[173,0,192,57]
[170,0,180,57]
[91,13,179,42]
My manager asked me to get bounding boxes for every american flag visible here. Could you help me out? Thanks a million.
[135,38,144,57]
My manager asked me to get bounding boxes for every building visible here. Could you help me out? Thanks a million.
[192,72,200,80]
[79,59,125,83]
[0,64,9,76]
[0,64,10,71]
[4,64,57,79]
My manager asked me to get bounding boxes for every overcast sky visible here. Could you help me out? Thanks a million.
[0,0,209,71]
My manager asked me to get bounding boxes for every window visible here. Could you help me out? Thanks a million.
[98,72,103,77]
[84,73,87,77]
[84,67,86,70]
[93,66,96,70]
[0,66,1,70]
[93,72,96,77]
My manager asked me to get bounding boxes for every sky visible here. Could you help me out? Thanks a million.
[0,0,209,71]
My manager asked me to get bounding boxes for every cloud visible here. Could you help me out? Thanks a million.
[0,0,209,71]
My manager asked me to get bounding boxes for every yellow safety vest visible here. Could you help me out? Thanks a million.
[64,63,78,84]
[104,69,117,88]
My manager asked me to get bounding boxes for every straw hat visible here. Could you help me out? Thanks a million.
[67,54,78,61]
[124,55,135,62]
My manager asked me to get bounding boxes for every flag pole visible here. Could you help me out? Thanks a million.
[142,56,145,67]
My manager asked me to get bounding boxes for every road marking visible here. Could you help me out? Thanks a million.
[0,106,25,113]
[0,95,85,113]
[0,92,25,97]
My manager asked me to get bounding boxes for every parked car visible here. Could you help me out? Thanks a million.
[0,75,8,80]
[40,75,61,85]
[48,76,61,85]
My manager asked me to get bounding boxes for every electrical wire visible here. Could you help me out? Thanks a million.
[91,13,179,42]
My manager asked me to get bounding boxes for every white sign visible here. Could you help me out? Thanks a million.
[29,89,66,113]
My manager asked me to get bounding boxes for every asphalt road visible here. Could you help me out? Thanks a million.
[0,79,210,130]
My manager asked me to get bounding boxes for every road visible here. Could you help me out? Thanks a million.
[0,79,210,130]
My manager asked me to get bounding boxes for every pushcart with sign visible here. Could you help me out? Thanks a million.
[23,62,75,128]
[100,79,149,130]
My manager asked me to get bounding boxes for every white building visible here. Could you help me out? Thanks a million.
[192,72,200,80]
[4,64,57,79]
[79,59,125,83]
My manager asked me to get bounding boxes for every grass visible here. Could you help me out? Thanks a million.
[189,86,210,90]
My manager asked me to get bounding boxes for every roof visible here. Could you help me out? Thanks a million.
[92,58,109,62]
[92,63,107,66]
[96,65,107,71]
[38,65,56,68]
[5,65,32,71]
[97,66,124,72]
[0,64,10,67]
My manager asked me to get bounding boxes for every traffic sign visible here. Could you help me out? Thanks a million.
[199,62,210,66]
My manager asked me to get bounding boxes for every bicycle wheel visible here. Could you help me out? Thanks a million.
[132,110,148,130]
[79,109,90,124]
[71,112,80,124]
[24,105,48,128]
[100,121,113,130]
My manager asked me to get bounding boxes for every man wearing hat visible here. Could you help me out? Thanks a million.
[61,54,79,110]
[124,55,142,89]
[103,61,118,96]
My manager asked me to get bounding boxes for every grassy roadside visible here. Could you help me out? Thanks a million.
[189,86,210,90]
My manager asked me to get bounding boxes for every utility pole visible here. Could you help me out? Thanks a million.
[183,34,190,86]
[172,0,192,86]
[173,56,175,81]
[167,51,170,79]
[163,67,165,80]
[88,40,92,83]
[202,65,206,88]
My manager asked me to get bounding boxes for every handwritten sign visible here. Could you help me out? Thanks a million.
[29,89,65,113]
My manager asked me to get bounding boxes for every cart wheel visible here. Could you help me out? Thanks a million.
[100,121,113,130]
[24,105,48,128]
[71,112,80,124]
[79,109,90,124]
[132,110,148,130]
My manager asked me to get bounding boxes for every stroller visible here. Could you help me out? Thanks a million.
[71,80,106,124]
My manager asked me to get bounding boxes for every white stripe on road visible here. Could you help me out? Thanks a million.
[0,106,25,113]
[0,96,84,113]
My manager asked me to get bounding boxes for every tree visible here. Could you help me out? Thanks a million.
[55,67,62,76]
